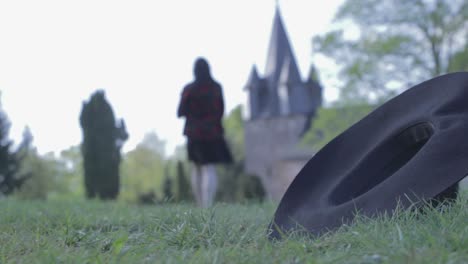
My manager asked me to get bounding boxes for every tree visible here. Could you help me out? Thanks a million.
[0,105,30,196]
[301,104,375,151]
[313,0,468,103]
[79,90,128,200]
[139,132,166,157]
[448,44,468,71]
[162,164,174,202]
[15,133,86,200]
[15,151,57,200]
[215,106,243,202]
[237,173,266,203]
[174,161,192,202]
[58,145,84,197]
[216,105,266,203]
[120,132,166,202]
[222,106,244,159]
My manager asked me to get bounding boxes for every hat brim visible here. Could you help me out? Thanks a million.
[269,72,468,238]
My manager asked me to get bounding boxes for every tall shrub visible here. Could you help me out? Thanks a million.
[79,90,128,199]
[0,103,30,196]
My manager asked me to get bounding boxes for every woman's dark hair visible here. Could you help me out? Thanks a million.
[193,57,212,83]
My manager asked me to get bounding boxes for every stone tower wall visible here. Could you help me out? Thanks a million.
[244,115,309,200]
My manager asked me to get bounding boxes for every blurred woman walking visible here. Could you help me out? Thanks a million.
[177,57,233,207]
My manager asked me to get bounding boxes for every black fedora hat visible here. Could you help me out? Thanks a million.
[269,72,468,239]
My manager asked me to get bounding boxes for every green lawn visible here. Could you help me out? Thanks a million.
[0,194,467,264]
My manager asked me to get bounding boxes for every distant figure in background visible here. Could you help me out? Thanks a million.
[177,57,233,207]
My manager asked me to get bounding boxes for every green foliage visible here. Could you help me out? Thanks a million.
[138,131,166,156]
[302,104,375,151]
[16,146,87,201]
[15,151,54,200]
[13,142,86,201]
[0,193,466,263]
[136,190,158,205]
[215,162,266,203]
[222,105,244,159]
[314,0,468,103]
[216,105,266,203]
[155,157,193,204]
[162,165,174,202]
[79,90,128,200]
[120,132,166,203]
[448,45,468,72]
[215,163,242,202]
[57,146,85,198]
[237,172,266,203]
[0,107,29,196]
[174,161,193,202]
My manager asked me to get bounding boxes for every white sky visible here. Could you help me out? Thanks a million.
[0,0,343,156]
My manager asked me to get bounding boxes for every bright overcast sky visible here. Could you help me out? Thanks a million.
[0,0,343,156]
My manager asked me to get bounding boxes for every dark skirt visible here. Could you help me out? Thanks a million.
[187,138,233,165]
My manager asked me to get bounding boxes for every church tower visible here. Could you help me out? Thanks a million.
[245,7,321,119]
[244,7,323,201]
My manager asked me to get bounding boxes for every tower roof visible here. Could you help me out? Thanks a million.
[243,6,323,119]
[245,65,260,91]
[264,7,301,85]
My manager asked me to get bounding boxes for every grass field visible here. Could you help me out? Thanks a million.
[0,194,467,264]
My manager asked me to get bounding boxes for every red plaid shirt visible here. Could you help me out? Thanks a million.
[177,81,224,140]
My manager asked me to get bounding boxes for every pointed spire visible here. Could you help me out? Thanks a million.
[279,57,290,85]
[264,6,301,88]
[244,3,322,119]
[245,65,260,91]
[278,57,291,115]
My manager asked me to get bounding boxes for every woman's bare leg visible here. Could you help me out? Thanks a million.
[201,165,218,207]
